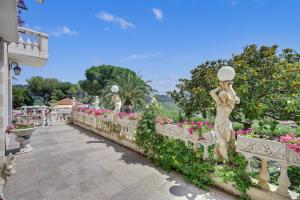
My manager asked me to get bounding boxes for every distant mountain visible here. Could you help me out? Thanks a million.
[155,94,173,103]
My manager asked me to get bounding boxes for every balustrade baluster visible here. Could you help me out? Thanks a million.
[276,161,291,196]
[203,144,209,161]
[33,33,39,51]
[17,32,24,49]
[258,158,270,189]
[25,31,32,50]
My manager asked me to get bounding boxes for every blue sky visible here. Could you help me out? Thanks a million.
[16,0,300,94]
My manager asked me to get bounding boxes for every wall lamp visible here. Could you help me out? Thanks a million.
[9,62,22,76]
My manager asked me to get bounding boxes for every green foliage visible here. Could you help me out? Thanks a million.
[169,60,222,118]
[26,76,84,106]
[232,122,244,131]
[12,85,34,108]
[136,103,254,197]
[79,65,142,97]
[102,73,152,111]
[251,120,296,139]
[136,103,214,189]
[288,166,300,193]
[170,45,300,126]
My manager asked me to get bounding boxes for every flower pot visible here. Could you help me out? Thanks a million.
[11,127,37,154]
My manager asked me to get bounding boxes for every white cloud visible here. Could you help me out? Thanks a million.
[96,11,135,30]
[97,12,114,22]
[152,8,163,21]
[150,74,180,94]
[121,52,161,62]
[50,26,79,37]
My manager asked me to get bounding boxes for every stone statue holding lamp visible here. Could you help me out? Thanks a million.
[111,85,121,113]
[210,66,240,161]
[93,96,100,110]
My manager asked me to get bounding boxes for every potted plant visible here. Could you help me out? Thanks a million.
[10,118,36,154]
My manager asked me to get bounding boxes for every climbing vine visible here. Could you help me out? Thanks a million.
[136,103,254,198]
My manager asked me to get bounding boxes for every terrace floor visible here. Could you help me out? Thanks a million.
[4,124,236,200]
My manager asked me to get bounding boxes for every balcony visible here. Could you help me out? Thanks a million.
[8,26,48,67]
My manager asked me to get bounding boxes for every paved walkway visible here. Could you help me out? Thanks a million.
[4,125,236,200]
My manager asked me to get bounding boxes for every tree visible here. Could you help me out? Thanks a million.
[27,76,82,105]
[12,85,34,108]
[169,45,300,125]
[79,65,142,97]
[169,60,224,118]
[102,73,153,111]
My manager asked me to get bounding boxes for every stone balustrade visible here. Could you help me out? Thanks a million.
[72,110,299,200]
[237,136,300,198]
[155,123,215,160]
[8,26,49,66]
[72,111,215,160]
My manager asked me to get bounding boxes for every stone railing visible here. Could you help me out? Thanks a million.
[237,136,300,198]
[155,123,215,160]
[50,109,72,126]
[72,110,299,200]
[8,26,48,66]
[72,111,214,160]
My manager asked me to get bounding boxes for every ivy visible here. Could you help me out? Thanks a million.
[136,103,253,198]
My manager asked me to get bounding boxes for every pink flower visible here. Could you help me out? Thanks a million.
[280,133,300,153]
[188,127,193,135]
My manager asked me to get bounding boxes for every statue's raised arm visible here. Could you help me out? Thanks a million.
[210,87,221,104]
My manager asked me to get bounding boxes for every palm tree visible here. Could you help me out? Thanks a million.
[101,73,153,111]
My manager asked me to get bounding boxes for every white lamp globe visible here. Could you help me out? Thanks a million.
[217,66,235,81]
[111,85,119,93]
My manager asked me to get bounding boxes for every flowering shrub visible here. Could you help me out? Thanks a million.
[177,121,214,139]
[117,112,139,120]
[279,133,300,153]
[94,109,111,116]
[235,128,253,136]
[12,120,35,130]
[76,107,88,113]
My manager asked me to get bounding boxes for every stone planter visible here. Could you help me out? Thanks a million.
[11,127,37,154]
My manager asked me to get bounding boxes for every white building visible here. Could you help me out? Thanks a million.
[0,0,48,193]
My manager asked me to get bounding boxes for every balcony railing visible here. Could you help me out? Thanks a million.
[8,26,48,67]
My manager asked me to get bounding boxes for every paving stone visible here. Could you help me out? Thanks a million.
[3,125,236,200]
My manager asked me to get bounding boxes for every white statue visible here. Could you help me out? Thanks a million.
[112,94,121,113]
[72,97,76,107]
[111,85,121,113]
[93,96,100,110]
[210,66,240,161]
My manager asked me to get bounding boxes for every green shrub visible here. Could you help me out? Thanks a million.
[232,122,244,131]
[136,102,254,198]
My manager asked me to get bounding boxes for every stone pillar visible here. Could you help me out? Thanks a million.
[0,41,9,161]
[5,67,12,149]
[7,66,12,126]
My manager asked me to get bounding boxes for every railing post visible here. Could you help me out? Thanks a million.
[276,161,291,196]
[25,31,32,50]
[17,32,24,49]
[40,35,48,57]
[258,158,270,190]
[203,144,209,161]
[32,33,39,51]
